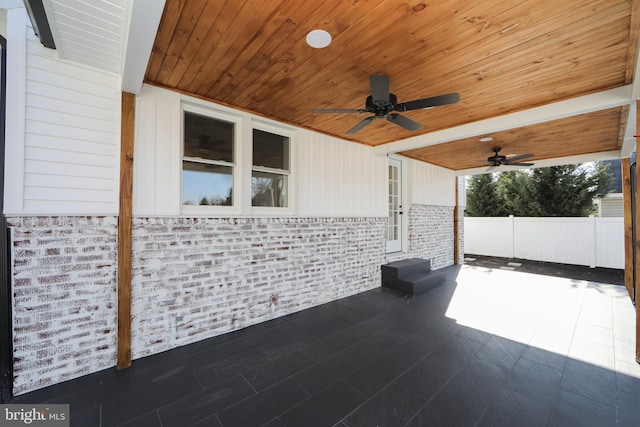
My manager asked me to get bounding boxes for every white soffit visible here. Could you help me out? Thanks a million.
[40,0,164,94]
[42,0,126,73]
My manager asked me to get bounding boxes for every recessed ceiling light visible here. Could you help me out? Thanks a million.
[479,137,493,142]
[306,30,332,48]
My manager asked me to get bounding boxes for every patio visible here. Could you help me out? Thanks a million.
[9,264,639,427]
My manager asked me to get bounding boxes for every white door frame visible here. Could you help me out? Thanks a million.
[386,157,403,253]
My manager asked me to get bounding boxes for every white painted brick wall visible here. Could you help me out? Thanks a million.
[408,205,455,269]
[8,216,118,395]
[130,216,387,358]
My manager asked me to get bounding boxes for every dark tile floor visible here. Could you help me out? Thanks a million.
[9,264,640,426]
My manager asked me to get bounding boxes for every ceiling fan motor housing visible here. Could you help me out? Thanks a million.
[311,75,460,133]
[488,154,507,164]
[487,147,505,164]
[366,94,398,116]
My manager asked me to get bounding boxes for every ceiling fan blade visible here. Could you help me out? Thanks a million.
[370,75,390,104]
[395,93,460,111]
[346,116,376,134]
[386,113,422,131]
[311,108,368,113]
[506,162,534,167]
[486,165,497,172]
[505,153,534,163]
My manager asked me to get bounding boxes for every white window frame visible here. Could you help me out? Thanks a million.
[249,119,296,216]
[180,102,244,216]
[179,98,296,217]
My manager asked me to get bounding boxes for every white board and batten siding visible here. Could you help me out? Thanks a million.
[297,130,386,217]
[465,216,624,269]
[133,85,181,215]
[134,85,387,218]
[410,160,456,207]
[4,9,121,216]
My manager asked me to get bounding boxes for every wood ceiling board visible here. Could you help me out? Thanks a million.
[145,0,188,81]
[145,0,637,148]
[400,107,623,170]
[208,1,370,104]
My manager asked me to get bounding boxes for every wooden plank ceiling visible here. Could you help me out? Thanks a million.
[145,0,639,171]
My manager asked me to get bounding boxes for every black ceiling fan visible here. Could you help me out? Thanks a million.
[486,147,534,171]
[311,75,460,134]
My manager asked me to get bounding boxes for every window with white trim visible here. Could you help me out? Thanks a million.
[252,129,289,207]
[182,110,236,207]
[180,101,294,214]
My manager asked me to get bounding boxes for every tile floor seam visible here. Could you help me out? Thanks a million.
[551,326,584,427]
[469,357,515,427]
[401,358,475,427]
[212,377,311,427]
[334,380,414,427]
[241,373,258,394]
[291,361,353,397]
[275,379,364,427]
[332,383,371,426]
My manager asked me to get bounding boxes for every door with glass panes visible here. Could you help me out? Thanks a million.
[387,158,402,253]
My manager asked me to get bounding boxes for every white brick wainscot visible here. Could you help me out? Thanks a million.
[130,216,386,358]
[8,216,118,395]
[408,205,455,269]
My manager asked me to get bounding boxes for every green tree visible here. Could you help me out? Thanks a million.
[525,163,612,216]
[496,170,532,216]
[465,173,503,216]
[468,162,613,217]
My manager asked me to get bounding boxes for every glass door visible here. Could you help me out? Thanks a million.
[387,158,402,253]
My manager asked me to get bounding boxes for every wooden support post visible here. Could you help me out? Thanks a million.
[623,157,634,301]
[118,92,135,369]
[453,177,460,265]
[629,100,640,363]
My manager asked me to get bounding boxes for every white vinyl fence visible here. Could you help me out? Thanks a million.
[464,216,624,269]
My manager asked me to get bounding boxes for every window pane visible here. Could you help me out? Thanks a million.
[252,171,287,207]
[182,161,233,206]
[184,112,234,162]
[253,129,289,170]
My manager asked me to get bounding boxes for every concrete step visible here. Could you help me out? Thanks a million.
[397,270,446,296]
[381,258,431,290]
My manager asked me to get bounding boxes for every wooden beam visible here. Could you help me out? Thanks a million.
[118,92,135,369]
[453,178,459,265]
[623,157,634,301]
[636,99,640,364]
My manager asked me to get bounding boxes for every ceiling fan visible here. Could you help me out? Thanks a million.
[486,147,534,171]
[311,75,460,134]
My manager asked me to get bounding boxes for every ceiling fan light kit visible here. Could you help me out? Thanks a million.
[311,75,460,134]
